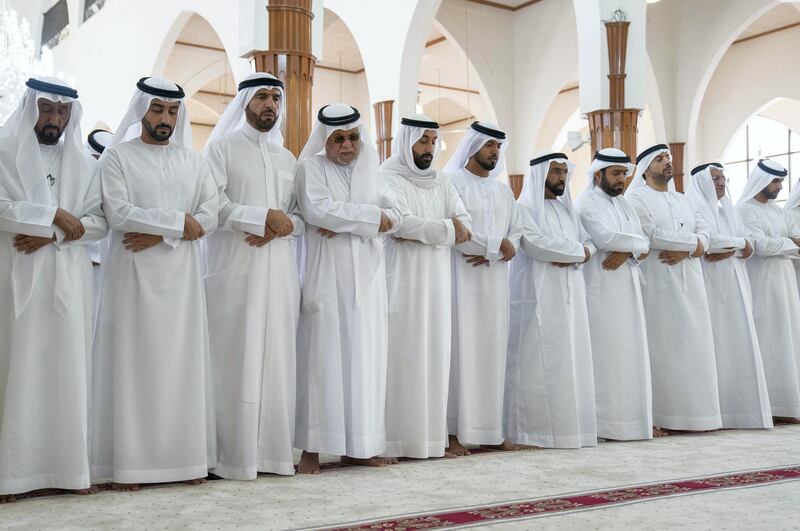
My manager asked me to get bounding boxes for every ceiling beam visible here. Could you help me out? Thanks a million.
[419,81,480,95]
[441,115,477,128]
[190,121,217,128]
[466,0,542,12]
[425,36,447,48]
[315,64,365,75]
[732,20,800,45]
[175,40,226,53]
[558,85,579,94]
[196,89,236,98]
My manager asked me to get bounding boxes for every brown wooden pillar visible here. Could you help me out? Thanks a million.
[509,174,524,199]
[250,0,316,157]
[373,100,394,163]
[586,19,640,163]
[669,142,685,193]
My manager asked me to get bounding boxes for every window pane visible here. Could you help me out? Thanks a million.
[723,125,748,164]
[41,0,69,49]
[748,116,789,160]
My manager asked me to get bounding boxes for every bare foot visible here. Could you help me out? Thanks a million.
[0,494,16,503]
[183,478,207,486]
[445,435,471,456]
[653,427,671,437]
[381,457,400,465]
[341,456,386,468]
[297,451,320,474]
[72,486,100,495]
[483,440,522,452]
[773,416,800,425]
[111,483,140,492]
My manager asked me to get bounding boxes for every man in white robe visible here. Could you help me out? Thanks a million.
[505,152,597,449]
[575,149,652,441]
[294,104,402,473]
[203,73,303,479]
[442,122,524,454]
[736,160,800,422]
[785,179,800,293]
[0,78,107,502]
[626,144,721,433]
[381,115,472,458]
[91,77,218,487]
[86,129,113,310]
[686,163,772,429]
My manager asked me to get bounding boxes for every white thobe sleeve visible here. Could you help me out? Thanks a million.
[101,151,186,238]
[295,159,381,238]
[506,196,524,252]
[455,188,507,260]
[628,194,700,252]
[518,207,586,263]
[162,161,219,249]
[739,205,800,257]
[54,172,108,248]
[0,172,58,237]
[376,181,403,236]
[578,200,649,255]
[385,175,453,246]
[206,141,268,236]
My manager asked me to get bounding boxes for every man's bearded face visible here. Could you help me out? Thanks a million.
[34,98,72,145]
[411,130,437,170]
[325,127,360,166]
[760,178,783,200]
[141,98,179,142]
[596,165,627,197]
[472,140,500,172]
[644,152,673,183]
[545,161,568,197]
[246,88,281,132]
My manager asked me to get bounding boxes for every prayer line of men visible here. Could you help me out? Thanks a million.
[1,74,799,503]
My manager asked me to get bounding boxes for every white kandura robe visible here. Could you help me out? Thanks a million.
[91,138,218,483]
[449,169,523,445]
[382,168,470,458]
[627,186,721,430]
[294,154,402,458]
[505,200,598,448]
[205,124,303,479]
[738,199,800,418]
[699,208,772,428]
[0,142,107,495]
[791,207,800,296]
[575,187,653,440]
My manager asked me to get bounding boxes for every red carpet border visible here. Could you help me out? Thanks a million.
[325,466,800,530]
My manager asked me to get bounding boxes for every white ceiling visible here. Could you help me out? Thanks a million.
[736,2,800,41]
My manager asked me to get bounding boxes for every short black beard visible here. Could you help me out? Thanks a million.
[647,170,673,184]
[545,180,565,197]
[142,118,173,142]
[245,107,276,132]
[475,154,497,172]
[413,151,433,170]
[760,186,779,200]
[34,124,62,145]
[599,171,624,197]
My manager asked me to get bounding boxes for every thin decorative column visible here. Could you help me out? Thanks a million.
[586,12,640,164]
[373,100,394,163]
[250,0,316,157]
[669,142,686,193]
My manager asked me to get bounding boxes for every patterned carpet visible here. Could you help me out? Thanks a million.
[3,426,799,529]
[322,466,800,530]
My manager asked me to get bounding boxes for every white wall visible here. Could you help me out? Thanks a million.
[312,68,372,138]
[696,25,800,163]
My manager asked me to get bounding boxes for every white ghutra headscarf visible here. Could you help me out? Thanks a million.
[737,159,788,204]
[105,76,192,152]
[629,143,675,193]
[380,114,443,188]
[443,121,507,180]
[204,72,285,152]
